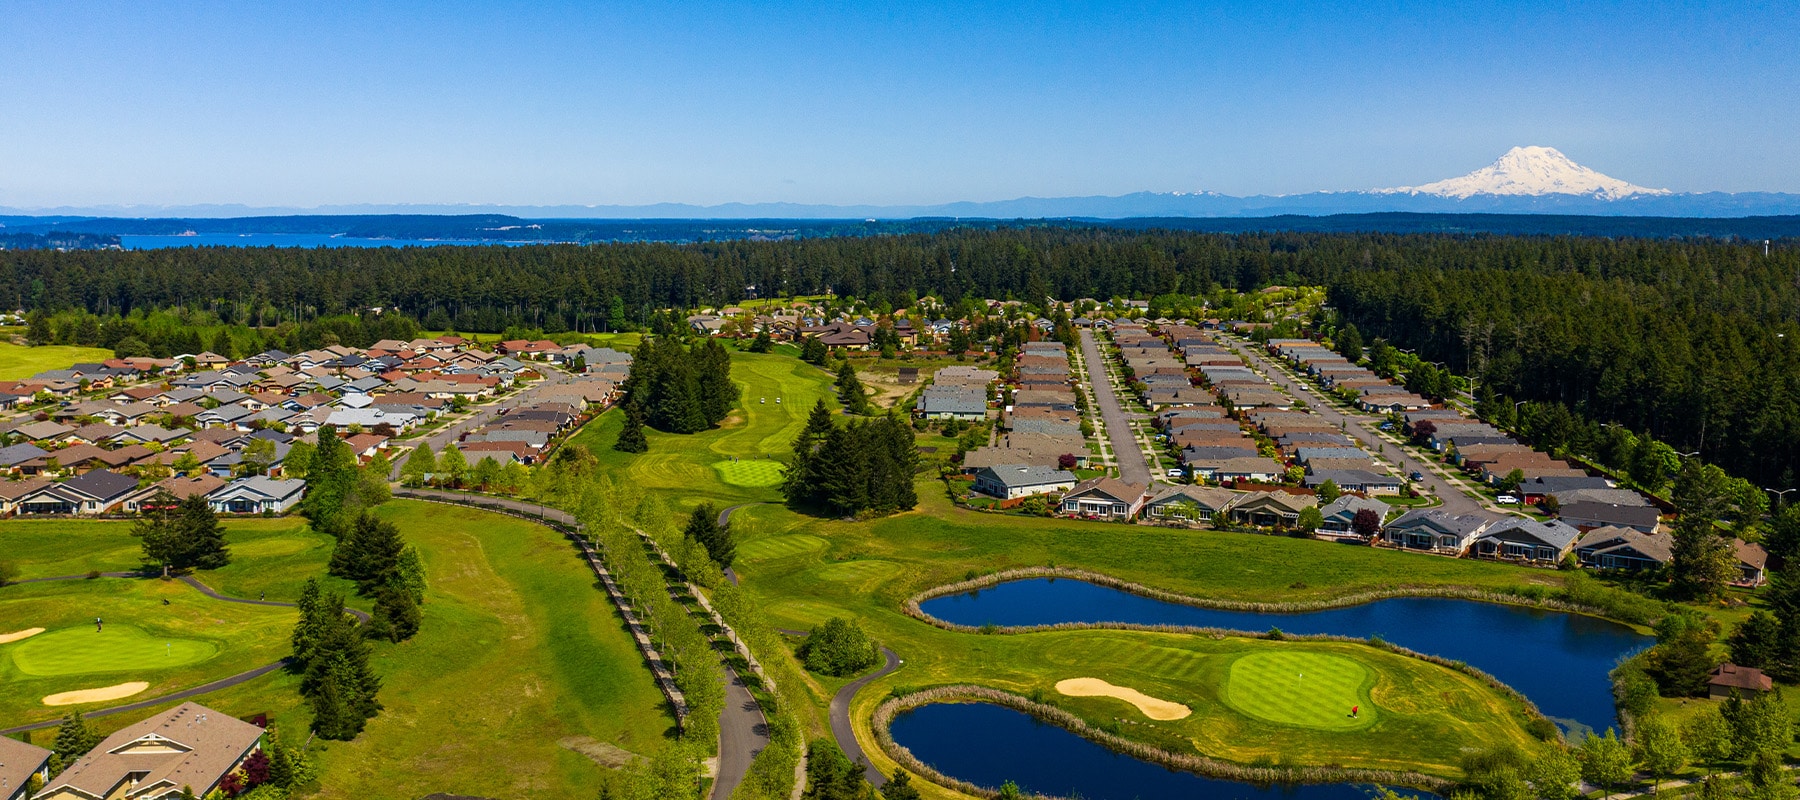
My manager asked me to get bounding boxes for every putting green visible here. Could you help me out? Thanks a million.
[712,459,787,487]
[738,534,829,562]
[1224,650,1375,730]
[8,625,219,676]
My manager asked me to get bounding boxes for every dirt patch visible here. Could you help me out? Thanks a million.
[1055,677,1191,721]
[44,681,150,706]
[557,736,641,769]
[0,627,45,644]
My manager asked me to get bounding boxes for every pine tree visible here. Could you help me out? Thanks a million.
[177,493,230,570]
[684,504,734,569]
[368,584,422,642]
[614,405,650,453]
[330,513,407,595]
[835,362,868,414]
[750,330,773,353]
[881,770,921,800]
[53,713,101,762]
[301,598,382,740]
[801,336,828,365]
[1671,460,1739,600]
[291,579,325,666]
[395,546,427,604]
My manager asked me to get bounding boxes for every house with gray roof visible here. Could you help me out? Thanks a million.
[973,464,1077,500]
[11,469,141,515]
[1304,469,1401,496]
[1382,509,1494,555]
[1558,501,1661,533]
[1317,495,1393,535]
[208,476,306,513]
[1472,518,1583,564]
[0,442,50,471]
[1574,526,1673,572]
[1142,485,1240,524]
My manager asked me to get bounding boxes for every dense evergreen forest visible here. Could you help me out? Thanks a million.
[7,227,1799,483]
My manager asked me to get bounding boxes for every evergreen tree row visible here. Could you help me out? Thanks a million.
[783,401,919,517]
[328,512,426,643]
[619,337,738,434]
[291,578,383,740]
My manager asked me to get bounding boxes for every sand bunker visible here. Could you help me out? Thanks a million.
[1055,677,1191,720]
[0,628,46,644]
[43,681,150,706]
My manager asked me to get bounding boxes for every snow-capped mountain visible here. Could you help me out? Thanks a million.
[1376,146,1669,200]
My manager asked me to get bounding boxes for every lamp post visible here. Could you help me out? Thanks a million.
[1767,487,1797,509]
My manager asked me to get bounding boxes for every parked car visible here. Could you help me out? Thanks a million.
[1409,471,1424,481]
[1497,495,1520,505]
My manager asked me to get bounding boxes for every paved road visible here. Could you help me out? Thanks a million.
[390,366,575,479]
[1078,330,1152,487]
[829,645,901,787]
[712,673,769,800]
[1227,339,1492,519]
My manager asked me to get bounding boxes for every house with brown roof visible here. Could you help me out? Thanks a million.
[0,734,52,800]
[37,702,264,800]
[1709,664,1773,699]
[1059,478,1148,520]
[122,474,230,513]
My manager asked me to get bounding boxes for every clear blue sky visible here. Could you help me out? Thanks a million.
[2,0,1794,208]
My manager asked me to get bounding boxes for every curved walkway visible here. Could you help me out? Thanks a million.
[781,628,901,787]
[0,571,350,735]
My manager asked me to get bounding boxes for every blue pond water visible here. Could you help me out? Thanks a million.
[891,701,1437,800]
[920,578,1650,735]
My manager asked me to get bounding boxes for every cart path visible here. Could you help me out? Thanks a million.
[0,660,291,734]
[781,628,901,786]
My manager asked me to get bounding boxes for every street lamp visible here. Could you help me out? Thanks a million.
[1677,450,1701,459]
[1767,487,1797,508]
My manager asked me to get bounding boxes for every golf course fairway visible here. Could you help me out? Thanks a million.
[9,625,219,676]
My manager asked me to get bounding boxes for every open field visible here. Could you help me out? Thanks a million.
[0,342,115,381]
[301,500,676,800]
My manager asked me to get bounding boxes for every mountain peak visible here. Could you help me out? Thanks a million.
[1377,146,1668,200]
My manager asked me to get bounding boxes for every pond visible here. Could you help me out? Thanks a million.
[919,577,1650,735]
[890,701,1439,800]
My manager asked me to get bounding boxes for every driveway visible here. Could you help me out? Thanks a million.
[1226,339,1495,519]
[1078,330,1151,487]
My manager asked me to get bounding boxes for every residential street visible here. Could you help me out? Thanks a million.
[1225,338,1496,520]
[389,365,574,479]
[1079,329,1152,487]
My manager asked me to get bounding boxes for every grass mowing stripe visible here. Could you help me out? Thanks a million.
[1224,650,1375,731]
[10,625,218,676]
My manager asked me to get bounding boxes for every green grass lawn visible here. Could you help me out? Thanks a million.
[567,350,836,510]
[0,577,296,724]
[11,624,218,675]
[1224,650,1374,731]
[714,459,787,487]
[1,500,672,800]
[301,500,676,800]
[0,341,116,381]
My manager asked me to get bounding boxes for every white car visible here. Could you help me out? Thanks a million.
[1166,468,1185,478]
[1497,495,1520,505]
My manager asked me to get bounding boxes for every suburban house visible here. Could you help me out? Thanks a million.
[11,469,141,515]
[1573,526,1672,571]
[1059,478,1148,520]
[0,735,51,800]
[37,702,264,800]
[973,464,1077,500]
[208,477,307,514]
[1191,456,1284,483]
[1141,485,1239,524]
[1470,518,1583,564]
[1317,495,1392,536]
[1303,469,1401,496]
[1382,509,1492,555]
[122,475,228,514]
[1225,491,1317,528]
[1737,540,1770,587]
[1557,501,1661,533]
[1709,664,1773,699]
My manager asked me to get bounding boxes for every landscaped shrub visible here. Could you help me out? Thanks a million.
[797,617,880,677]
